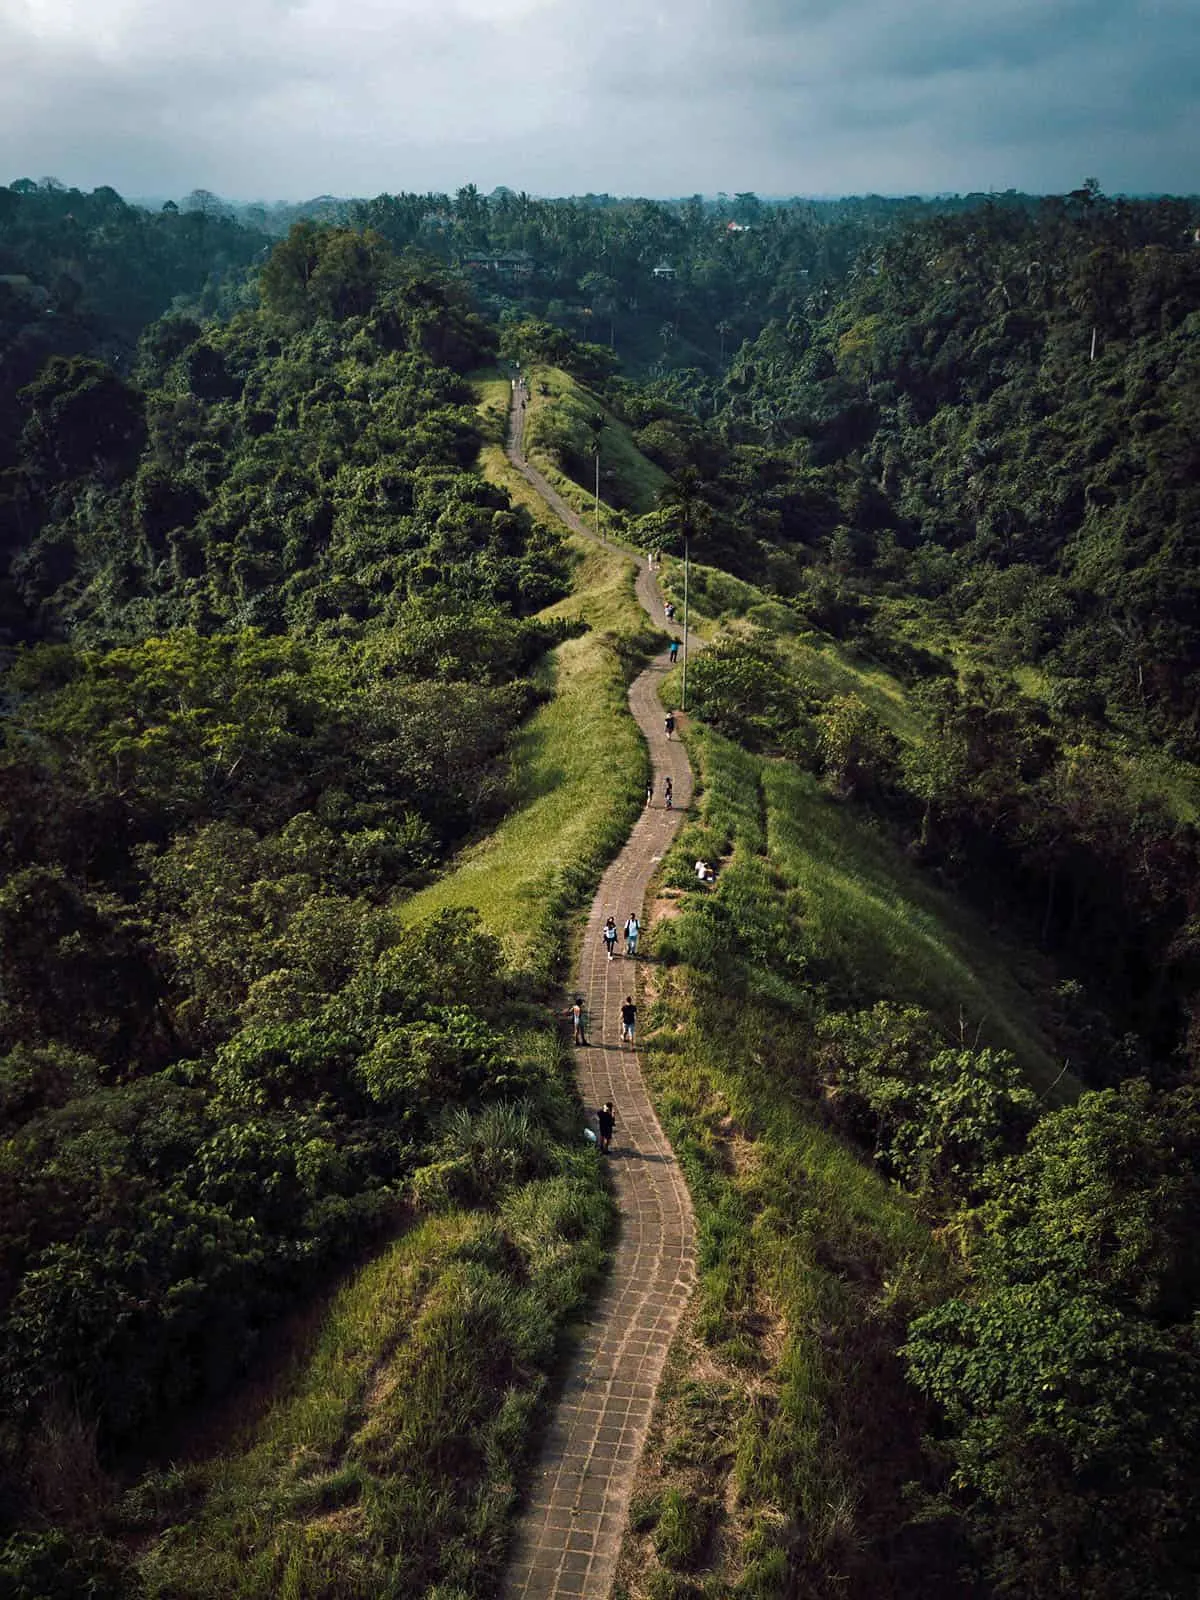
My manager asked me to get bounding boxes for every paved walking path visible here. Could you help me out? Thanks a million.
[502,379,697,1598]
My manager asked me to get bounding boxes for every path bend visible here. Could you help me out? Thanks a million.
[502,382,697,1599]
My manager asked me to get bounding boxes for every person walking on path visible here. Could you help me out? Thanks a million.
[624,912,640,957]
[620,997,636,1047]
[597,1101,616,1153]
[603,916,618,961]
[669,638,680,664]
[665,601,675,622]
[567,996,588,1046]
[664,775,674,810]
[646,779,654,806]
[665,711,676,739]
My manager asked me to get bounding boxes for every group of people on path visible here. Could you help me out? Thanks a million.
[603,912,641,959]
[565,989,636,1050]
[564,576,691,1160]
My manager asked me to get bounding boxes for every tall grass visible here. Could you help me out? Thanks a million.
[622,981,957,1600]
[522,364,668,522]
[399,536,650,983]
[135,1036,613,1599]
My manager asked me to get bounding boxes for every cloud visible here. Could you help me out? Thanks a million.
[0,0,1194,198]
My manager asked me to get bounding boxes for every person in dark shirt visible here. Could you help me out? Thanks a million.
[620,996,636,1045]
[597,1101,616,1152]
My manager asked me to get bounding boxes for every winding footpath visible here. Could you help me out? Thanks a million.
[502,382,698,1598]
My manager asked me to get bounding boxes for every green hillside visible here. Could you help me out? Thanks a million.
[3,190,1200,1600]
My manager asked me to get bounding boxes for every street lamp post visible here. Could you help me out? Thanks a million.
[681,536,690,711]
[594,446,603,542]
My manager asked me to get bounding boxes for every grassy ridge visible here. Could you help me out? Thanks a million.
[618,716,1063,1597]
[619,983,960,1599]
[521,364,669,525]
[125,382,656,1598]
[399,532,654,982]
[762,762,1062,1092]
[137,1066,612,1598]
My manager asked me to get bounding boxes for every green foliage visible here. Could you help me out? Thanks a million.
[813,691,899,797]
[20,356,146,483]
[5,237,559,644]
[904,1081,1200,1597]
[816,1005,1039,1200]
[682,639,800,752]
[0,1529,140,1599]
[259,222,392,324]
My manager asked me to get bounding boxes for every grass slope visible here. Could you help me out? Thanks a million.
[617,638,1069,1595]
[136,1078,611,1599]
[617,983,962,1600]
[405,405,657,977]
[126,380,657,1599]
[521,363,669,528]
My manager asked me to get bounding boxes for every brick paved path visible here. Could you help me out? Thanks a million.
[502,379,697,1598]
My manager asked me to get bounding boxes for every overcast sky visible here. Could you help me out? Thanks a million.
[1,0,1196,201]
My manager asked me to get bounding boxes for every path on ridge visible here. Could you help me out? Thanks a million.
[502,379,697,1598]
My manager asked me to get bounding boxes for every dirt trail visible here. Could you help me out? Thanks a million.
[502,378,697,1598]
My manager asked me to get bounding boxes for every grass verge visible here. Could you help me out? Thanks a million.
[617,725,1068,1598]
[119,380,655,1598]
[522,364,669,528]
[132,1039,613,1599]
[398,535,654,983]
[616,978,965,1600]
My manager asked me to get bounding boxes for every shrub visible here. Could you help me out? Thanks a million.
[653,1487,717,1571]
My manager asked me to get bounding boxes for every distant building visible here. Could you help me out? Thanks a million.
[460,250,536,280]
[651,260,676,280]
[726,221,750,232]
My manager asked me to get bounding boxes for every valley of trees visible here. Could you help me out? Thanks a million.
[2,173,1200,1597]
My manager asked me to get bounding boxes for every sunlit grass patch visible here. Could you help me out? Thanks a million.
[469,365,512,445]
[782,634,922,744]
[398,542,648,979]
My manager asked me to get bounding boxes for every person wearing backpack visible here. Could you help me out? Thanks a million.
[624,912,640,957]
